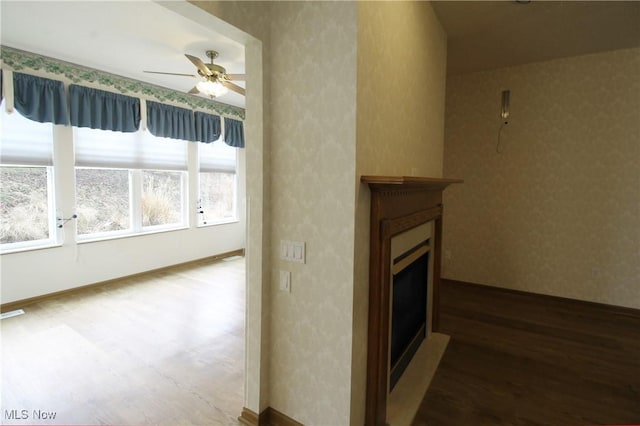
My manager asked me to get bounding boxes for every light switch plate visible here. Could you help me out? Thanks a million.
[280,240,306,264]
[291,241,305,263]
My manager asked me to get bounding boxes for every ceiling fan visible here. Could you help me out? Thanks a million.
[144,50,245,98]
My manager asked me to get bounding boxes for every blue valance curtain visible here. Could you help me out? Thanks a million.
[147,103,244,148]
[194,111,221,143]
[5,71,245,146]
[195,112,246,149]
[224,117,245,148]
[147,100,196,142]
[13,72,68,125]
[69,85,140,132]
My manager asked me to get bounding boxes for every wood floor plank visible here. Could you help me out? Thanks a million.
[1,256,245,425]
[413,279,640,426]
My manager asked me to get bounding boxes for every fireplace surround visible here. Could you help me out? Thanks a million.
[362,176,461,426]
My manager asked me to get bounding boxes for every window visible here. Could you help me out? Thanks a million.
[198,140,237,225]
[142,170,184,228]
[0,166,54,245]
[74,127,188,240]
[76,168,130,236]
[1,76,244,252]
[0,108,56,250]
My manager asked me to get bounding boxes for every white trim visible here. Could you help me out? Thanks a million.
[3,68,15,114]
[140,98,147,131]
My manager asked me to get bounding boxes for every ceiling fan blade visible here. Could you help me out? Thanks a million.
[144,70,197,77]
[226,74,246,81]
[188,86,200,95]
[185,53,213,77]
[223,81,245,96]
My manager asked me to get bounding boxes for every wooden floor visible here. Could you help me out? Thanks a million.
[413,280,640,426]
[1,256,245,426]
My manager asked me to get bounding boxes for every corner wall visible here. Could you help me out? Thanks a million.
[356,1,446,179]
[443,47,640,309]
[194,2,450,423]
[354,2,447,424]
[268,3,358,424]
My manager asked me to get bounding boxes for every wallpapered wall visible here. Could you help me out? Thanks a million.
[443,47,640,309]
[197,3,359,423]
[356,2,446,179]
[268,2,358,425]
[353,3,447,424]
[195,2,448,424]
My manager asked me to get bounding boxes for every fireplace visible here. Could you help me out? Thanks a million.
[362,175,462,426]
[389,223,432,391]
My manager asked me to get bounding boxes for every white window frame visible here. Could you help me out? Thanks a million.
[197,140,238,227]
[0,165,58,252]
[139,168,189,232]
[0,106,58,253]
[74,167,133,241]
[197,171,238,227]
[1,99,244,251]
[75,167,189,242]
[73,126,190,242]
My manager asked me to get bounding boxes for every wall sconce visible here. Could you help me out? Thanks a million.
[497,89,510,153]
[501,89,510,123]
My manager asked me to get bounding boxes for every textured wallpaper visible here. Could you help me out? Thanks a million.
[197,4,359,423]
[269,2,358,425]
[356,1,446,179]
[195,2,449,423]
[443,47,640,309]
[354,2,447,424]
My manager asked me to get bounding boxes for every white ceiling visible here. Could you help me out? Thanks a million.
[431,1,640,75]
[0,0,246,108]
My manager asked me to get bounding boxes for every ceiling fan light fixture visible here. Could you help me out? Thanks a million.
[196,79,228,97]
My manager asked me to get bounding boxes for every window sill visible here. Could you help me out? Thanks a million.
[2,220,238,253]
[1,242,62,255]
[197,218,239,228]
[77,225,190,245]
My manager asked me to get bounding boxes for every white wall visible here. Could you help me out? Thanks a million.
[0,221,244,304]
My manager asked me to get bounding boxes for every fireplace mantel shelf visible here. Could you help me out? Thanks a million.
[361,175,463,190]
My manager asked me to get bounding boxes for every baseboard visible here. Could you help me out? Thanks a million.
[266,407,304,426]
[442,278,640,319]
[0,248,245,313]
[238,407,261,426]
[238,407,304,426]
